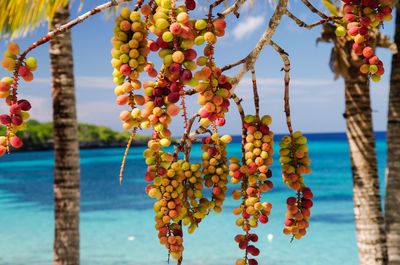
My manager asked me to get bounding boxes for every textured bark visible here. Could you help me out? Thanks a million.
[344,64,388,265]
[49,5,80,265]
[385,4,400,265]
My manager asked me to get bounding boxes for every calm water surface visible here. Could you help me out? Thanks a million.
[0,133,387,265]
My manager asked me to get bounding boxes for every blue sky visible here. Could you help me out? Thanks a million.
[0,0,395,136]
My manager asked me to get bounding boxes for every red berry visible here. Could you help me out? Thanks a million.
[10,104,21,114]
[216,117,225,126]
[10,136,23,148]
[287,197,297,205]
[18,99,31,111]
[0,114,11,125]
[11,115,23,126]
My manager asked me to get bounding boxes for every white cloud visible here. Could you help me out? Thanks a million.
[232,16,265,40]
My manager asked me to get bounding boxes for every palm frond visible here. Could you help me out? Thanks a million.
[0,0,69,38]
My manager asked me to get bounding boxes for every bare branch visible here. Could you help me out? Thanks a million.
[376,32,398,54]
[12,0,135,102]
[230,0,288,89]
[285,10,338,29]
[250,67,260,120]
[218,0,247,18]
[221,58,246,72]
[119,127,137,185]
[173,114,200,161]
[269,40,293,134]
[300,0,329,19]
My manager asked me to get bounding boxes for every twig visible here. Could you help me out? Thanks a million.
[285,10,333,29]
[173,114,199,161]
[209,0,226,19]
[270,40,302,227]
[250,67,260,120]
[269,40,292,134]
[221,58,246,72]
[300,0,329,19]
[11,0,134,100]
[232,92,249,263]
[229,0,288,89]
[119,127,138,185]
[218,0,247,18]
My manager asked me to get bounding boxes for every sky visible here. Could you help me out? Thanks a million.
[0,0,396,136]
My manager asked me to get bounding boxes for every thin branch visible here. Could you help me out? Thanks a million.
[173,114,199,161]
[269,40,293,134]
[250,67,260,120]
[218,0,247,18]
[221,58,246,72]
[209,0,225,19]
[231,93,246,163]
[300,0,329,19]
[119,127,137,185]
[229,0,288,90]
[285,10,337,29]
[376,32,398,53]
[11,0,134,99]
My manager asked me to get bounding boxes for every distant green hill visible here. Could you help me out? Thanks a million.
[0,120,152,150]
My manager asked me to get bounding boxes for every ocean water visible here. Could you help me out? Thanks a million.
[0,133,387,265]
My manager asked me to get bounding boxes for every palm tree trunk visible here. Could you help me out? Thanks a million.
[49,5,80,265]
[385,4,400,265]
[344,67,388,265]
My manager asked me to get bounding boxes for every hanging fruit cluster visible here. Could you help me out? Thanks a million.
[335,0,393,81]
[0,1,320,264]
[229,114,275,265]
[0,42,35,156]
[279,131,313,240]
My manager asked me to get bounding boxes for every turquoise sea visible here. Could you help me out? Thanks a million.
[0,133,387,265]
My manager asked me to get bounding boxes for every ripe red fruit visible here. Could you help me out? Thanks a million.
[0,114,11,125]
[212,186,221,195]
[258,214,268,224]
[10,104,21,114]
[207,147,217,156]
[10,136,23,148]
[185,0,196,10]
[242,210,250,219]
[285,218,295,226]
[233,170,243,180]
[360,17,371,27]
[184,49,197,61]
[301,198,313,208]
[144,172,154,182]
[369,56,379,65]
[120,64,131,76]
[167,92,180,104]
[181,69,192,81]
[238,241,248,250]
[247,245,260,256]
[248,259,258,265]
[216,117,225,126]
[11,115,23,126]
[156,37,170,49]
[302,187,313,199]
[18,99,31,111]
[362,47,374,58]
[147,40,159,51]
[0,81,10,92]
[248,233,258,242]
[154,97,164,107]
[18,66,30,78]
[169,63,182,74]
[157,167,167,176]
[287,197,297,205]
[170,22,182,35]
